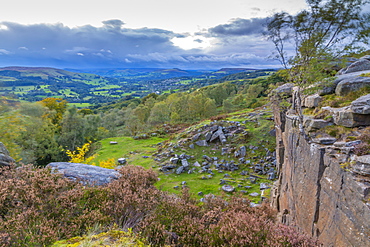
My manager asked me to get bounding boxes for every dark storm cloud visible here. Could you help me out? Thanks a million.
[208,17,269,36]
[0,20,183,68]
[0,18,279,69]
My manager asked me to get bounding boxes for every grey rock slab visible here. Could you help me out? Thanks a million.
[304,117,332,132]
[353,155,370,176]
[335,71,370,96]
[338,59,370,75]
[47,162,120,186]
[351,94,370,114]
[312,137,337,145]
[249,192,260,197]
[329,106,370,127]
[195,140,208,147]
[274,83,294,95]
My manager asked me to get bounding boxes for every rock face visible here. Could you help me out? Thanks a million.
[0,142,15,166]
[270,96,370,246]
[47,162,120,186]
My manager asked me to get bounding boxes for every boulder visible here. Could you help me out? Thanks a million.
[337,59,370,75]
[274,83,294,95]
[239,146,246,157]
[176,166,185,175]
[181,159,189,167]
[117,158,127,165]
[304,117,332,132]
[331,106,370,127]
[47,162,120,186]
[209,127,227,143]
[193,161,201,167]
[335,70,370,96]
[351,94,370,114]
[304,94,322,108]
[195,140,208,147]
[0,142,15,166]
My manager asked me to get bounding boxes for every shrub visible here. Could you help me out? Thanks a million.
[140,190,320,247]
[0,165,319,247]
[0,165,160,247]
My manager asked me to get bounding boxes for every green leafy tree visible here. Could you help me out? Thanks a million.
[266,0,370,138]
[266,0,370,84]
[58,107,87,151]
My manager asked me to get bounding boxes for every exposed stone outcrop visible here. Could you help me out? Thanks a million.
[338,58,370,75]
[331,68,370,96]
[270,87,370,246]
[47,162,120,186]
[0,142,15,166]
[304,94,322,108]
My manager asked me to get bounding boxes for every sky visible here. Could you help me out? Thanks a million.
[0,0,310,70]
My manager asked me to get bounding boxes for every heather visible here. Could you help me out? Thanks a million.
[0,164,319,247]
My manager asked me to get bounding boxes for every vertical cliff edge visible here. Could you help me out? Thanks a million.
[270,85,370,246]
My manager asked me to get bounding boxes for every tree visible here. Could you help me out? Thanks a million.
[58,107,87,151]
[266,0,370,139]
[39,98,67,127]
[266,0,370,84]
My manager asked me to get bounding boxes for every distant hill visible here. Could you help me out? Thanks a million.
[0,66,104,87]
[67,67,260,81]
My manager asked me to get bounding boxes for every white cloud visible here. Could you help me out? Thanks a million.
[0,49,11,55]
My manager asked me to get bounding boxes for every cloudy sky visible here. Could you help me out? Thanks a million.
[0,0,309,69]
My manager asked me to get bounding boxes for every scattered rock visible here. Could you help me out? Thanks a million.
[260,183,270,190]
[221,185,235,192]
[193,161,201,167]
[181,159,189,167]
[249,192,260,197]
[239,146,246,157]
[195,140,208,147]
[176,166,185,175]
[109,141,118,145]
[117,158,127,165]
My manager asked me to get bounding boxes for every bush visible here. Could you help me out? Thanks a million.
[140,190,320,247]
[0,165,318,247]
[0,165,159,247]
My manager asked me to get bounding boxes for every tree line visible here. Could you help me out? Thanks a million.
[0,74,281,166]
